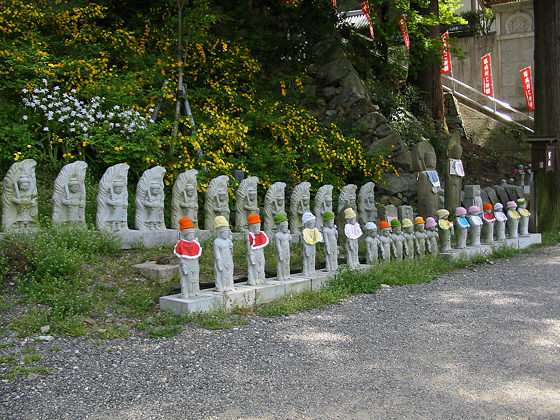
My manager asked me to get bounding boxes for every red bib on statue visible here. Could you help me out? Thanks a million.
[174,239,202,259]
[483,213,495,221]
[249,231,269,249]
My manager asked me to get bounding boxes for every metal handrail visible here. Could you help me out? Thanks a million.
[442,74,534,133]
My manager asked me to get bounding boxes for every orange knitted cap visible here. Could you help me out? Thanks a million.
[483,202,493,211]
[247,214,262,225]
[414,217,425,225]
[379,220,391,229]
[179,217,194,230]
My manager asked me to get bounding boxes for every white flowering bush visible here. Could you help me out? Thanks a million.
[17,79,162,176]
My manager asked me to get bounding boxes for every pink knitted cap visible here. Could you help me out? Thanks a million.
[456,206,467,216]
[506,200,517,209]
[425,217,437,228]
[468,205,480,214]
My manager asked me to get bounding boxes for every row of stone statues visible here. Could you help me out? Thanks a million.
[172,197,531,298]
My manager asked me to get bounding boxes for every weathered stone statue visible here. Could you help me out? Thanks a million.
[171,169,198,230]
[173,217,202,298]
[96,163,129,232]
[301,212,322,276]
[236,177,259,232]
[506,200,520,239]
[493,203,507,241]
[52,161,87,226]
[466,206,483,246]
[378,220,393,261]
[414,217,428,258]
[425,217,439,255]
[314,184,333,230]
[402,218,415,259]
[412,141,440,218]
[494,182,511,207]
[380,204,398,223]
[322,212,339,272]
[290,182,311,235]
[336,184,357,237]
[515,164,525,186]
[246,214,268,286]
[273,214,291,281]
[213,216,235,292]
[344,208,362,268]
[481,203,495,244]
[454,207,470,249]
[205,175,230,230]
[463,185,483,211]
[358,182,377,227]
[397,205,414,223]
[365,222,380,264]
[445,131,464,214]
[135,166,166,231]
[437,209,453,252]
[517,198,530,236]
[2,159,39,231]
[263,182,286,234]
[390,219,405,261]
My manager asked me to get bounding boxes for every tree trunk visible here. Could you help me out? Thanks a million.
[173,0,185,143]
[408,0,444,122]
[534,2,560,231]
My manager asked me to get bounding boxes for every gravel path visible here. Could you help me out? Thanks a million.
[2,245,560,419]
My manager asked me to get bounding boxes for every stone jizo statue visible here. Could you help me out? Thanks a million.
[506,201,520,239]
[517,198,530,236]
[390,219,405,261]
[412,141,440,218]
[213,216,235,292]
[378,220,393,261]
[445,131,464,214]
[437,209,453,253]
[336,184,357,237]
[358,182,377,227]
[402,218,415,259]
[205,175,230,230]
[174,217,202,298]
[493,203,507,241]
[96,163,129,232]
[414,217,428,258]
[52,161,87,226]
[236,177,259,232]
[466,205,482,247]
[344,208,362,269]
[454,207,470,249]
[365,222,380,264]
[481,203,495,244]
[136,170,166,231]
[263,182,286,234]
[322,211,339,272]
[273,214,291,282]
[425,217,439,255]
[314,184,333,230]
[290,182,311,235]
[301,212,322,276]
[246,214,268,286]
[2,159,40,232]
[171,169,198,230]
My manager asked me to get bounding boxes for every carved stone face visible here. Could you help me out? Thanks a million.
[425,151,436,170]
[415,224,425,233]
[368,229,377,237]
[366,193,374,203]
[218,227,230,239]
[247,188,257,204]
[304,219,316,229]
[18,178,30,192]
[346,196,356,207]
[185,185,195,197]
[218,191,228,204]
[275,196,284,208]
[405,226,413,233]
[278,220,289,233]
[393,226,401,234]
[248,222,261,234]
[113,182,124,195]
[150,185,162,197]
[324,196,333,209]
[181,228,195,241]
[68,182,80,193]
[325,219,334,228]
[302,194,310,208]
[346,217,357,225]
[382,228,391,237]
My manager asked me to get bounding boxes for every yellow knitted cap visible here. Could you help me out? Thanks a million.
[214,216,229,229]
[344,208,357,220]
[401,218,413,228]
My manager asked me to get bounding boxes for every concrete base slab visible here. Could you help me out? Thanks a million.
[206,286,256,311]
[518,233,541,248]
[311,270,335,290]
[133,261,179,282]
[283,275,313,295]
[117,229,179,249]
[159,293,220,315]
[248,280,287,305]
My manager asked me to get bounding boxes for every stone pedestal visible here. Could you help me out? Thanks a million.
[133,261,179,282]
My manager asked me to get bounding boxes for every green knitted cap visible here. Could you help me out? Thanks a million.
[323,211,335,222]
[274,213,288,224]
[390,219,402,227]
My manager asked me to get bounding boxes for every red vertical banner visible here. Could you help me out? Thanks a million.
[481,54,493,96]
[441,32,452,74]
[520,67,535,111]
[331,0,337,9]
[399,15,410,51]
[361,1,375,40]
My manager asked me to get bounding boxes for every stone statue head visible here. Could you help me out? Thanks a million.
[68,179,80,193]
[218,190,228,204]
[412,141,437,172]
[247,187,257,204]
[149,182,162,197]
[278,220,289,233]
[447,131,462,159]
[18,176,31,192]
[112,180,124,195]
[185,184,196,197]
